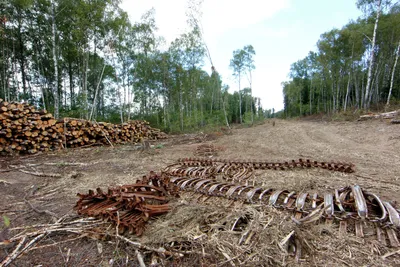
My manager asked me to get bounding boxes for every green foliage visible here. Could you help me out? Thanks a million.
[282,2,400,117]
[155,144,164,149]
[2,215,10,228]
[0,0,264,133]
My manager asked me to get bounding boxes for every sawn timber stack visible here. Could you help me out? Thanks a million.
[0,99,166,155]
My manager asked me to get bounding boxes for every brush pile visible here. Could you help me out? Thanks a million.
[0,99,167,155]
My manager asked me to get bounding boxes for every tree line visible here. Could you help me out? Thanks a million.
[282,0,400,117]
[0,0,263,132]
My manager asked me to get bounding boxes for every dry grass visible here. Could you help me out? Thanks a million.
[138,189,398,266]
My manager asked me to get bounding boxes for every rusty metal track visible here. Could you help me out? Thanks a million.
[166,175,400,247]
[176,157,355,173]
[76,157,400,250]
[75,173,177,236]
[194,144,221,157]
[163,157,354,183]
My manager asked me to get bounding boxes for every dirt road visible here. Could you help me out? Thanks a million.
[1,119,399,266]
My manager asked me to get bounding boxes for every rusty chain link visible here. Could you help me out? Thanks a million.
[177,157,355,173]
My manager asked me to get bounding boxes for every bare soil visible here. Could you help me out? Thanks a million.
[1,119,400,266]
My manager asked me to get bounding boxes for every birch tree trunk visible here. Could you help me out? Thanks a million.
[82,52,89,119]
[309,75,313,115]
[344,44,354,111]
[355,73,360,109]
[238,71,242,123]
[331,80,336,113]
[51,0,59,118]
[299,90,302,115]
[249,70,254,124]
[368,62,380,106]
[117,74,124,124]
[222,93,230,128]
[344,74,351,111]
[89,64,105,121]
[386,40,400,106]
[364,0,381,110]
[361,65,365,108]
[128,70,132,122]
[336,77,340,112]
[180,88,183,131]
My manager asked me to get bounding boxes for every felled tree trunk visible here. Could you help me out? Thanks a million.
[358,110,400,121]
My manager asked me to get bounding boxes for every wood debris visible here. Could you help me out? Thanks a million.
[358,109,400,121]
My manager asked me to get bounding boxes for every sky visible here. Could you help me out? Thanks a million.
[120,0,363,111]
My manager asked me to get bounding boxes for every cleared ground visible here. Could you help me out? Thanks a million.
[1,119,399,266]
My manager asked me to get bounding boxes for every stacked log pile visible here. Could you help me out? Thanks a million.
[62,119,167,148]
[0,99,167,155]
[0,99,64,154]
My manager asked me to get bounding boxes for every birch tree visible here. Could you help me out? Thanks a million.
[0,0,262,131]
[243,45,256,124]
[50,0,59,118]
[357,0,390,110]
[386,40,400,106]
[230,49,246,123]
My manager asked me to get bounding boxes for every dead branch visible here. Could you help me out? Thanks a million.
[43,161,98,166]
[29,235,85,251]
[9,217,103,231]
[0,236,27,267]
[1,215,69,266]
[24,189,59,222]
[19,169,62,178]
[116,235,184,258]
[382,249,400,259]
[136,249,146,267]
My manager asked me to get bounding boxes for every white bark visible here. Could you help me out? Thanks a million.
[127,65,131,122]
[89,64,106,121]
[248,70,254,124]
[344,74,351,111]
[386,40,400,106]
[51,0,59,118]
[238,71,242,123]
[364,0,381,110]
[355,73,360,109]
[309,75,313,115]
[83,52,89,119]
[222,93,230,128]
[344,43,354,112]
[179,82,183,131]
[118,87,124,123]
